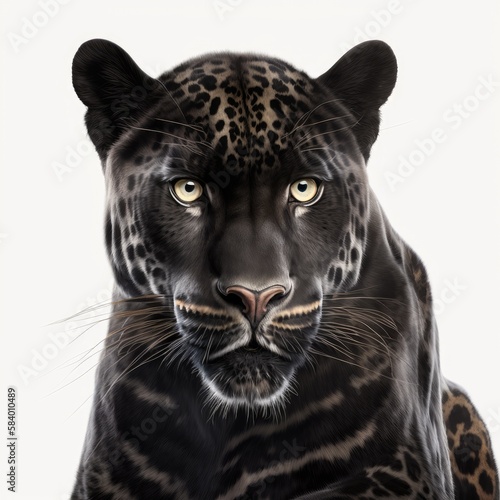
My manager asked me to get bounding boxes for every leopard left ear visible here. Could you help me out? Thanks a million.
[72,39,163,162]
[317,40,397,162]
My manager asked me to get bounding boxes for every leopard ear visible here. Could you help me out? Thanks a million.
[72,39,163,161]
[317,40,397,162]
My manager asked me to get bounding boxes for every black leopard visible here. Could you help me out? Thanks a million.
[70,39,498,499]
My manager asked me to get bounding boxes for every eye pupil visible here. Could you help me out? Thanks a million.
[290,178,319,203]
[173,179,203,204]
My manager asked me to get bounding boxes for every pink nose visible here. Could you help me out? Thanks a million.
[225,285,286,325]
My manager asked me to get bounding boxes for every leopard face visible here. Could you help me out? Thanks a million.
[73,39,396,411]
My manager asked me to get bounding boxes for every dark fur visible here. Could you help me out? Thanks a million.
[71,39,498,499]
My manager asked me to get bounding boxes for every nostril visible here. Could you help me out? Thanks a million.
[263,286,286,305]
[225,286,258,317]
[224,290,249,312]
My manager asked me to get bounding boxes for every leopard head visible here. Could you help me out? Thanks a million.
[72,39,397,412]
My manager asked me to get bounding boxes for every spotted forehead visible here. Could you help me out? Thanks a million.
[157,56,316,170]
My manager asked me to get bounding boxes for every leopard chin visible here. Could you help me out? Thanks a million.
[198,347,298,413]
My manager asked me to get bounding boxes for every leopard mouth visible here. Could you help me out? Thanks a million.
[175,295,319,408]
[198,345,297,408]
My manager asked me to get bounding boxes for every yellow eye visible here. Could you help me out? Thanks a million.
[290,179,318,203]
[173,179,203,203]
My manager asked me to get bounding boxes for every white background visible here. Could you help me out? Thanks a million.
[1,1,499,498]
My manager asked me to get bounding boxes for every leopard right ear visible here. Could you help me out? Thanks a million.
[72,39,163,161]
[317,40,397,162]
